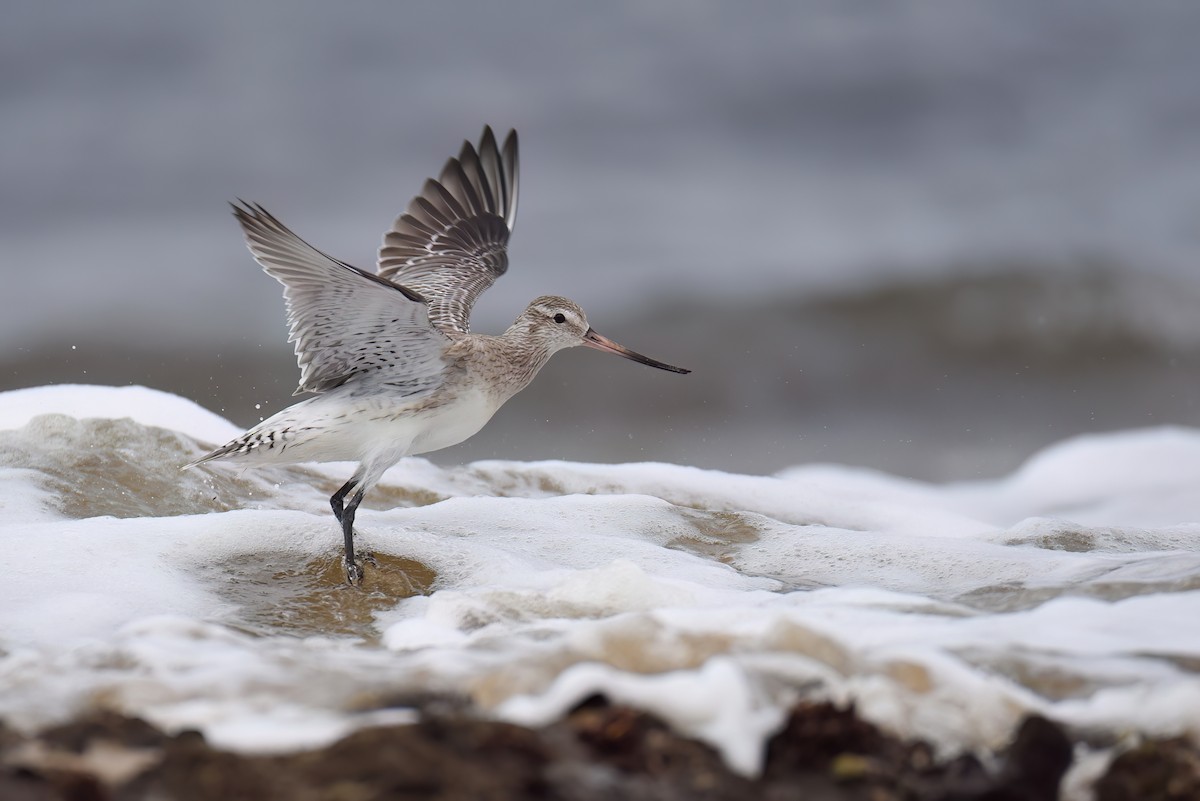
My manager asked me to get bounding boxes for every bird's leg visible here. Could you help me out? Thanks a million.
[333,457,394,584]
[330,479,355,525]
[341,487,367,585]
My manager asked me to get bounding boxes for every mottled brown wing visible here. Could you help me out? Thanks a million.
[377,127,518,334]
[232,202,450,396]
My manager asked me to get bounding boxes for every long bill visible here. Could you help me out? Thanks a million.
[582,329,691,374]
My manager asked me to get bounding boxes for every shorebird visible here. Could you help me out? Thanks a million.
[186,127,689,583]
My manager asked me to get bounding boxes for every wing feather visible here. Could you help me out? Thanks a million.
[378,126,519,334]
[232,201,450,396]
[457,140,495,217]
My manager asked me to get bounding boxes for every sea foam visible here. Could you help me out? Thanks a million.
[0,385,1197,781]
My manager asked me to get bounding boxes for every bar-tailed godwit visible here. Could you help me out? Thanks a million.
[186,127,689,583]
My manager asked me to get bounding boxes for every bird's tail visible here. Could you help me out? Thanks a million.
[181,444,232,471]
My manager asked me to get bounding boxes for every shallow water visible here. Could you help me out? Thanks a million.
[0,385,1197,784]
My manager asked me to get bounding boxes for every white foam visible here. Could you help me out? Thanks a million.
[0,384,1197,788]
[0,384,238,442]
[499,657,785,776]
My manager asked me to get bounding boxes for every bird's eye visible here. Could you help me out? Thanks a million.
[553,313,566,324]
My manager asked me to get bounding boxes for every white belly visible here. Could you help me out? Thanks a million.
[406,388,500,455]
[207,384,504,469]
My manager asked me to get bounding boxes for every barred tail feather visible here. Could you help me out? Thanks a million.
[181,427,291,470]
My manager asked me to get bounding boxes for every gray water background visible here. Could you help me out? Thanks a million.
[5,1,1200,479]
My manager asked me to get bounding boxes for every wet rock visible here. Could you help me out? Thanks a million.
[1094,737,1200,801]
[120,731,296,801]
[38,713,169,754]
[0,702,1192,800]
[556,696,755,800]
[288,717,552,801]
[983,715,1074,801]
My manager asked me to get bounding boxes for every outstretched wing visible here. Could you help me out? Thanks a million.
[377,126,518,334]
[232,202,451,396]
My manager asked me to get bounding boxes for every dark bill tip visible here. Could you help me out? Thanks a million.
[582,329,691,374]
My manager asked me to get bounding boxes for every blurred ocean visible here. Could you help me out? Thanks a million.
[4,1,1200,478]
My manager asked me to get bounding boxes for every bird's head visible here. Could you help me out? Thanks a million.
[515,295,690,374]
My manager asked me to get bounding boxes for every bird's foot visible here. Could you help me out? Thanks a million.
[343,555,365,586]
[342,551,379,586]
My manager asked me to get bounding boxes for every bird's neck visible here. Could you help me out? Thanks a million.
[481,324,556,399]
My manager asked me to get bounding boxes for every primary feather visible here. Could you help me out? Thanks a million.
[377,126,519,335]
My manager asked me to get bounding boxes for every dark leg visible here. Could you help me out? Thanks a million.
[330,479,355,525]
[341,488,366,585]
